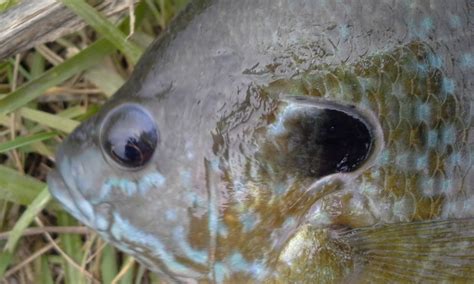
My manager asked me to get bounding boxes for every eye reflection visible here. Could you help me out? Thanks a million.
[100,104,159,169]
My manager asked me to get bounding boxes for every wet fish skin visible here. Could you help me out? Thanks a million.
[47,0,474,283]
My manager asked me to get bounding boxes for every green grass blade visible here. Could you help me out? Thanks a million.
[0,0,19,12]
[135,265,146,284]
[30,52,46,80]
[119,256,136,284]
[18,108,79,133]
[101,245,118,283]
[0,39,115,115]
[0,131,58,153]
[37,256,55,284]
[85,65,125,97]
[8,57,32,81]
[59,0,144,64]
[55,105,87,119]
[0,165,61,210]
[57,212,86,284]
[0,251,13,279]
[4,186,51,252]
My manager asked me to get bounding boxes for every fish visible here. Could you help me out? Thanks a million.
[47,0,474,282]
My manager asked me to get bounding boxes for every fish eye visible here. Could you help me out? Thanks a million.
[100,104,158,169]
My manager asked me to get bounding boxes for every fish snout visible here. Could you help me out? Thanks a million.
[47,135,107,229]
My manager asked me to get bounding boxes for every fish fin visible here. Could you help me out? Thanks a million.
[337,218,474,282]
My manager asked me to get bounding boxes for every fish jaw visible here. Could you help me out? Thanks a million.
[47,132,95,223]
[47,168,95,229]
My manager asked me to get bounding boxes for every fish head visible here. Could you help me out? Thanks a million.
[47,61,383,278]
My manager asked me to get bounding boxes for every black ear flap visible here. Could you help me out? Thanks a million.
[260,97,376,179]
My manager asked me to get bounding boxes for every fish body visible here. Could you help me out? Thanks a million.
[48,0,474,282]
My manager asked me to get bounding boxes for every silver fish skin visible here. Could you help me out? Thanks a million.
[48,0,474,283]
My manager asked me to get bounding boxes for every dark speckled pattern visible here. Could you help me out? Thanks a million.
[48,0,474,282]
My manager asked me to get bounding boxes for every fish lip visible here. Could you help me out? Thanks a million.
[47,169,94,228]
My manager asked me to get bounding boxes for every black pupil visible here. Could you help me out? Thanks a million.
[101,105,158,168]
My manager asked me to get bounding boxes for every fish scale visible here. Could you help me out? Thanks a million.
[47,0,474,282]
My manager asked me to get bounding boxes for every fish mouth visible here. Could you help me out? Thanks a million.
[47,168,95,229]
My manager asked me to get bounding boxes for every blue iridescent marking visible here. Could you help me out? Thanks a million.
[417,103,431,122]
[378,149,391,165]
[117,180,137,195]
[240,212,260,233]
[227,252,268,278]
[173,227,208,264]
[427,130,438,148]
[420,17,433,33]
[395,153,408,168]
[391,83,406,98]
[111,212,201,277]
[441,124,456,145]
[185,141,195,160]
[165,209,178,221]
[208,198,219,245]
[450,152,463,165]
[442,179,453,194]
[218,222,229,237]
[427,53,442,69]
[282,217,297,230]
[94,214,109,231]
[360,182,378,195]
[213,262,228,283]
[416,62,429,74]
[416,154,428,170]
[248,161,260,180]
[232,181,248,204]
[461,53,473,69]
[268,104,300,136]
[185,191,206,208]
[449,14,462,28]
[180,170,193,187]
[210,158,220,171]
[138,172,166,194]
[273,182,287,196]
[409,17,433,39]
[357,77,372,95]
[420,177,435,196]
[268,114,286,136]
[99,172,166,201]
[338,24,350,41]
[442,78,455,94]
[102,178,137,197]
[186,151,195,160]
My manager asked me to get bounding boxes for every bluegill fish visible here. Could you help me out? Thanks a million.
[47,0,474,282]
